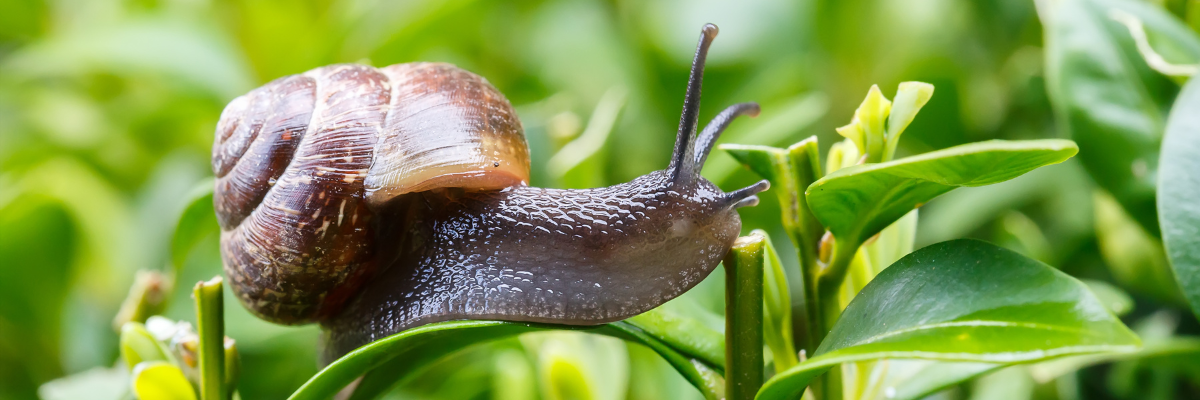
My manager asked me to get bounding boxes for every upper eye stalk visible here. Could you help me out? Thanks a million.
[668,23,769,208]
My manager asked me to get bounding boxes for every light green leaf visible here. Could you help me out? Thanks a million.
[132,361,198,400]
[805,140,1078,251]
[756,239,1140,400]
[170,179,216,273]
[38,366,129,400]
[292,321,723,400]
[626,303,725,369]
[1037,0,1185,234]
[884,82,935,161]
[866,361,1001,400]
[1082,279,1135,316]
[1095,191,1183,304]
[120,322,174,371]
[1028,337,1200,383]
[1159,75,1200,320]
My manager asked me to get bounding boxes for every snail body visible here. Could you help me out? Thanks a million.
[213,24,766,360]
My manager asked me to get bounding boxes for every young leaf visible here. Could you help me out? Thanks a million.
[1159,76,1200,321]
[805,140,1077,251]
[1037,0,1187,234]
[120,322,174,371]
[131,362,198,400]
[756,239,1140,400]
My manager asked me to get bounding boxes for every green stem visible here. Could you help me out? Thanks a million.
[812,238,857,400]
[194,277,226,400]
[724,235,765,400]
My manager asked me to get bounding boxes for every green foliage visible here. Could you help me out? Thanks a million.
[1036,0,1200,235]
[132,362,197,400]
[290,321,723,400]
[6,0,1200,399]
[1160,76,1200,321]
[757,240,1140,400]
[806,139,1078,253]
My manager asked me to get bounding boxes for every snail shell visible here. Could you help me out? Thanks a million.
[213,63,529,324]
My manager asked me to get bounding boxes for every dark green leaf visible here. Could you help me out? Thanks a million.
[756,239,1140,400]
[1159,76,1200,320]
[1038,0,1186,234]
[805,140,1077,250]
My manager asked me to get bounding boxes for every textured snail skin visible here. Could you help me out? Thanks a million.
[320,172,742,360]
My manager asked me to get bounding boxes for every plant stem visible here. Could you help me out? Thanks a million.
[194,276,225,400]
[812,239,857,400]
[724,235,765,400]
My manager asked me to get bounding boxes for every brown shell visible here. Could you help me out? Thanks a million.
[212,63,530,324]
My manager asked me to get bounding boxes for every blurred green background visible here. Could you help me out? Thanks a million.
[2,0,1197,399]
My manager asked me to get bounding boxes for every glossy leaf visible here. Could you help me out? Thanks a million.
[1037,0,1186,234]
[292,321,724,400]
[756,239,1140,400]
[131,362,198,400]
[625,304,725,369]
[805,140,1078,250]
[1159,76,1200,320]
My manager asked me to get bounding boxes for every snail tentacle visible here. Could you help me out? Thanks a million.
[693,102,761,168]
[669,23,719,184]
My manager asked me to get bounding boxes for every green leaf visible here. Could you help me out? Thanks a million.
[1038,0,1185,235]
[120,322,174,371]
[721,138,824,252]
[1159,75,1200,320]
[291,321,724,400]
[1095,191,1183,304]
[1108,7,1200,79]
[756,239,1140,400]
[868,361,1001,400]
[805,140,1078,251]
[1028,337,1200,383]
[171,179,216,273]
[625,304,725,369]
[884,82,935,161]
[38,366,129,400]
[1082,279,1135,316]
[132,361,198,400]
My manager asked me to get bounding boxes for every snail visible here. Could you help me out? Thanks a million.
[212,23,767,360]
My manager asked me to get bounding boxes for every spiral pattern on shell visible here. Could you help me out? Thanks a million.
[212,63,530,324]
